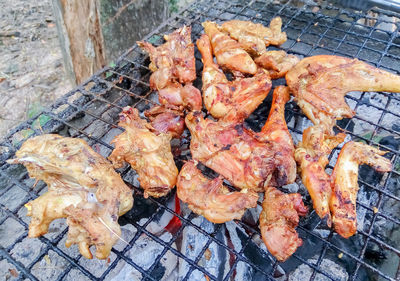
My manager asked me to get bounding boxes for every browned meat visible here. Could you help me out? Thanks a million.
[255,50,300,79]
[260,186,307,261]
[286,55,400,134]
[109,107,178,198]
[158,82,202,112]
[145,105,185,138]
[202,21,257,75]
[257,86,296,186]
[8,134,133,259]
[177,160,258,223]
[221,17,287,56]
[137,25,196,89]
[330,141,391,238]
[196,34,271,122]
[295,125,346,226]
[186,86,295,191]
[138,26,202,113]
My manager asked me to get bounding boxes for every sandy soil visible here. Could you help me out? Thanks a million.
[0,0,73,140]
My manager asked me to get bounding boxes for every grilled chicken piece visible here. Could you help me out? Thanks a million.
[177,160,258,223]
[255,50,300,79]
[260,186,308,262]
[330,141,391,238]
[109,107,178,198]
[257,86,296,186]
[221,17,287,56]
[202,21,257,75]
[186,86,295,191]
[137,26,196,89]
[138,26,202,112]
[7,134,133,259]
[295,125,346,226]
[145,105,185,138]
[158,82,202,112]
[197,34,271,122]
[286,55,400,134]
[186,112,274,192]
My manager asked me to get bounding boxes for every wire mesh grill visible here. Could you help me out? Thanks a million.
[1,0,400,280]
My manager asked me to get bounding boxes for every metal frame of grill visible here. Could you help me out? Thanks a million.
[1,0,400,280]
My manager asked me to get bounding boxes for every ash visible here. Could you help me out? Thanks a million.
[288,257,348,281]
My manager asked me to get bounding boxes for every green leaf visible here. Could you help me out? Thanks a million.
[27,102,44,119]
[32,114,52,129]
[359,131,383,144]
[148,35,162,45]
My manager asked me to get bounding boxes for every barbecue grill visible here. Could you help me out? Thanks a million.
[1,0,400,280]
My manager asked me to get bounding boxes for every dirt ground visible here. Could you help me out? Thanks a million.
[0,0,73,140]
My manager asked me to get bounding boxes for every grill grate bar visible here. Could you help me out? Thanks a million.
[129,185,279,278]
[309,231,334,281]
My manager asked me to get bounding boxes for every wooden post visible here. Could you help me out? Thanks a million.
[52,0,171,85]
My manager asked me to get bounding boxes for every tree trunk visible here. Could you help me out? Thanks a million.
[52,0,171,85]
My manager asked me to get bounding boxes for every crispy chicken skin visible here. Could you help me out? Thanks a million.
[260,186,308,261]
[202,21,257,75]
[186,112,274,192]
[137,26,196,88]
[138,26,202,112]
[186,86,295,191]
[144,105,185,138]
[177,160,258,223]
[255,50,300,79]
[8,134,133,259]
[258,86,296,186]
[197,34,271,122]
[221,17,287,56]
[330,141,391,238]
[286,55,400,134]
[158,82,202,112]
[109,107,178,198]
[295,125,346,225]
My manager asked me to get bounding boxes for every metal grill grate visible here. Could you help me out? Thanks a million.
[1,0,400,280]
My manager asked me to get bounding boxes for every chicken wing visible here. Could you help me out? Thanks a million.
[330,141,391,238]
[221,17,287,56]
[196,34,271,122]
[202,21,257,75]
[7,134,133,259]
[186,86,295,191]
[109,107,178,198]
[260,186,307,261]
[286,55,400,134]
[254,50,300,79]
[177,160,258,223]
[295,125,346,225]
